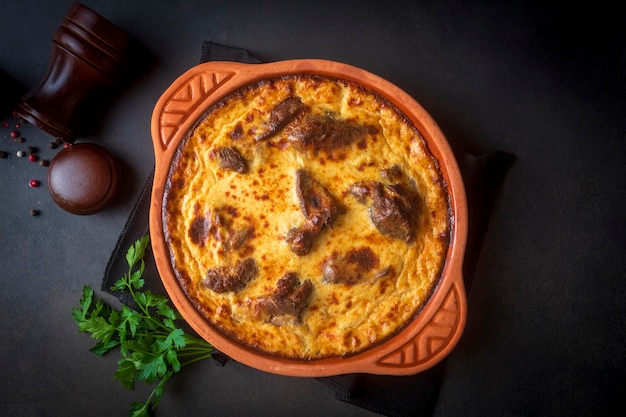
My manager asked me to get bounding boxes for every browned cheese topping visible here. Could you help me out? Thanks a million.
[162,75,451,360]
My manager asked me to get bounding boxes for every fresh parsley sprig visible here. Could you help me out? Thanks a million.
[72,235,213,417]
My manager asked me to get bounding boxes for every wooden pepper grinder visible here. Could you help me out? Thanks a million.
[16,2,130,142]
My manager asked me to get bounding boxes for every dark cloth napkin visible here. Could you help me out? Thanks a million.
[103,41,515,417]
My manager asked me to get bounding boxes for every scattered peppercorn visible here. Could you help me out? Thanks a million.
[30,209,41,217]
[16,150,25,158]
[1,121,8,128]
[27,146,38,154]
[10,130,19,138]
[38,159,49,167]
[49,141,59,149]
[0,151,8,158]
[28,154,39,162]
[29,179,40,188]
[17,137,25,143]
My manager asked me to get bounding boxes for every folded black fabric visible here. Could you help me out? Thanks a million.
[201,40,263,64]
[102,41,515,416]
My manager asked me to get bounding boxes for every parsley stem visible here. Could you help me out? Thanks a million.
[185,336,210,345]
[180,353,214,367]
[179,345,213,351]
[177,350,213,357]
[134,331,170,338]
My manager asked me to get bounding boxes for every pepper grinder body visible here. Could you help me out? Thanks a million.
[16,2,130,143]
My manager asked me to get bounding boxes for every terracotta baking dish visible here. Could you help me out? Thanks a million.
[149,60,468,377]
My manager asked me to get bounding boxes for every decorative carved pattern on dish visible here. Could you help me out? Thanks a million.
[377,282,462,368]
[157,71,236,150]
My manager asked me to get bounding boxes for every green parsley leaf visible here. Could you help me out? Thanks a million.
[78,315,117,343]
[156,301,178,321]
[89,339,120,356]
[165,349,181,373]
[138,354,168,383]
[128,401,149,417]
[114,357,139,390]
[71,286,94,322]
[128,259,146,291]
[118,306,142,341]
[110,278,127,293]
[126,235,150,271]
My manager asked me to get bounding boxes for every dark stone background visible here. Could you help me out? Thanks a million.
[1,1,624,416]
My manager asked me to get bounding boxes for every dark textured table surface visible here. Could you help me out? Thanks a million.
[1,1,624,416]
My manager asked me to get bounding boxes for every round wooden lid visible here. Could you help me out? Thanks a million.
[47,143,119,215]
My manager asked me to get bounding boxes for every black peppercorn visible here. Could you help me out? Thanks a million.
[30,209,41,216]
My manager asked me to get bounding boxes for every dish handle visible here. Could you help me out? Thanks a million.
[374,257,467,374]
[150,65,238,162]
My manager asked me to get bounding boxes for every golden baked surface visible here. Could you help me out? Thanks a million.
[162,75,450,360]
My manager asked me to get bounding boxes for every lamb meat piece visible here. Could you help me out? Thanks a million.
[285,227,315,256]
[349,181,419,242]
[256,96,309,141]
[322,247,380,285]
[255,273,313,322]
[370,183,419,242]
[203,257,258,293]
[217,146,248,174]
[285,170,344,255]
[286,114,376,159]
[296,169,343,227]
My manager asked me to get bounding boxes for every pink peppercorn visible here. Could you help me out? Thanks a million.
[29,180,40,188]
[28,154,38,162]
[2,122,8,128]
[10,130,19,138]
